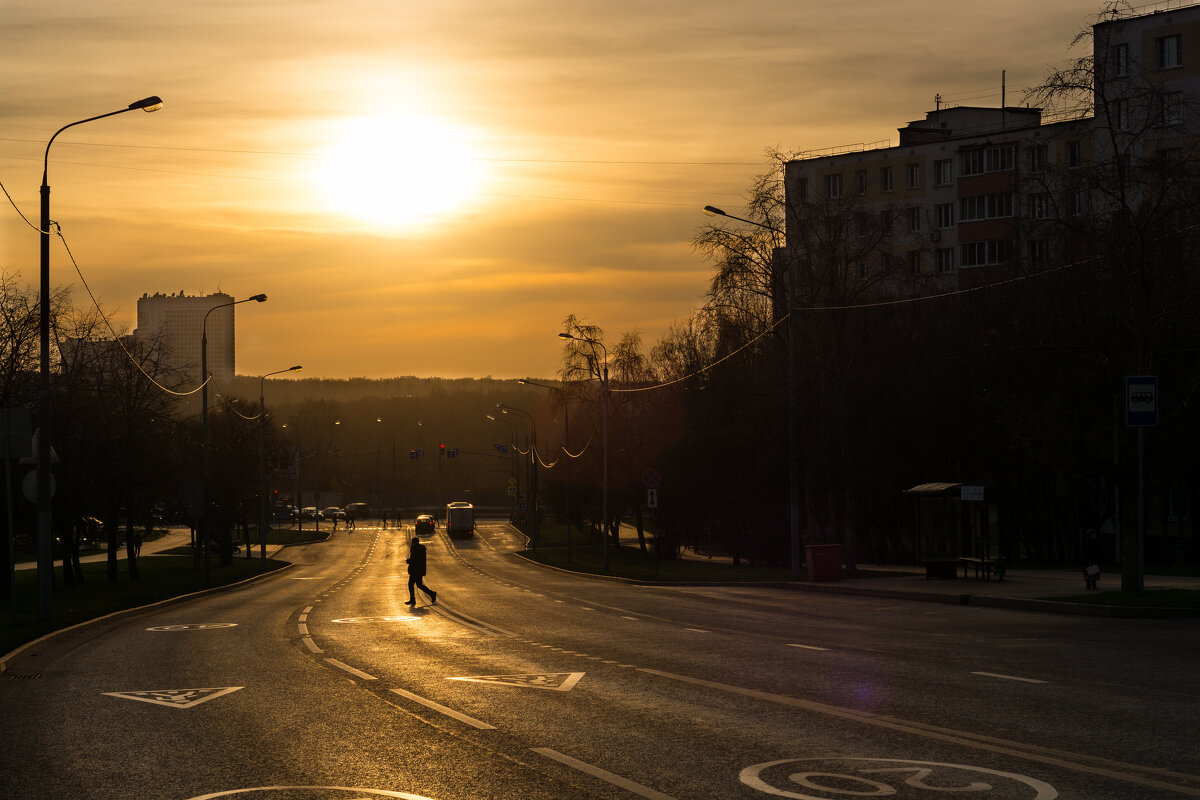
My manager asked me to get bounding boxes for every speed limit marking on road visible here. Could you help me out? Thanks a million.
[740,758,1057,799]
[146,623,238,631]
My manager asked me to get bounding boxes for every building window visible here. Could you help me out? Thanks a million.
[935,203,954,229]
[1158,34,1182,69]
[825,173,842,199]
[1030,193,1050,220]
[1112,99,1129,130]
[960,193,1014,221]
[1066,141,1081,169]
[1113,43,1129,77]
[880,166,893,193]
[1029,240,1049,266]
[985,145,1014,172]
[855,170,867,195]
[795,177,808,202]
[934,158,953,186]
[1163,91,1184,125]
[908,250,922,275]
[1029,144,1047,173]
[1067,190,1086,217]
[960,150,984,176]
[856,259,868,280]
[881,252,893,272]
[908,207,922,232]
[906,163,921,189]
[961,239,1011,267]
[935,247,955,274]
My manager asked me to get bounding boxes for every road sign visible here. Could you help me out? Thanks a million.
[641,467,661,488]
[647,488,658,508]
[1126,376,1158,427]
[960,485,984,502]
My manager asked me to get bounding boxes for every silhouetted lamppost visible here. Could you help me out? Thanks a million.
[519,377,571,561]
[558,331,609,571]
[36,95,163,619]
[202,294,266,585]
[259,365,301,562]
[704,204,801,580]
[498,402,538,548]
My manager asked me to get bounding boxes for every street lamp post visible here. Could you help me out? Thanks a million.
[557,332,609,571]
[486,413,518,519]
[259,365,302,563]
[36,95,163,619]
[498,403,538,548]
[519,378,571,561]
[704,205,802,580]
[202,294,267,585]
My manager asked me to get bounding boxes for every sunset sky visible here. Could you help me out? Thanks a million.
[1,0,1103,381]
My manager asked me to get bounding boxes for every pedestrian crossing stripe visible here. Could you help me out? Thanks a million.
[447,672,584,691]
[102,687,243,708]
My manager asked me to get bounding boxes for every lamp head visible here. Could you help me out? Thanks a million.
[703,205,726,217]
[290,365,302,372]
[557,332,574,341]
[250,294,267,303]
[129,96,164,112]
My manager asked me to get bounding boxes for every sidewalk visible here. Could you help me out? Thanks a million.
[14,525,283,571]
[631,530,1200,617]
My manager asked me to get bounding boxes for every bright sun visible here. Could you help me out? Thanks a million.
[309,113,487,230]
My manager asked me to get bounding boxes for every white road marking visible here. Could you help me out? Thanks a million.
[684,628,709,633]
[389,688,496,729]
[325,659,377,681]
[972,671,1048,684]
[532,748,678,800]
[621,616,639,621]
[103,687,242,709]
[297,623,309,636]
[302,637,322,654]
[787,643,830,651]
[448,672,584,692]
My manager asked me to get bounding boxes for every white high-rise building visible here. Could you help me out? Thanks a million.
[135,291,236,384]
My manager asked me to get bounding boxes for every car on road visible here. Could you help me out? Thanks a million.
[345,502,370,521]
[414,514,437,535]
[323,507,347,522]
[300,506,322,521]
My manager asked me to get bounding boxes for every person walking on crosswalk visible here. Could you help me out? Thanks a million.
[405,537,437,606]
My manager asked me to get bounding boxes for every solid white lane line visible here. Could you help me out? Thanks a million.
[787,643,830,651]
[325,659,377,681]
[972,671,1047,684]
[302,637,322,654]
[532,748,677,800]
[389,688,497,730]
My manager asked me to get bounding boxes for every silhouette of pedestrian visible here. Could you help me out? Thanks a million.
[1082,528,1101,590]
[405,536,437,606]
[382,510,388,529]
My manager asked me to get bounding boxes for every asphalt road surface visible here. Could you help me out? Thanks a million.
[2,518,1198,800]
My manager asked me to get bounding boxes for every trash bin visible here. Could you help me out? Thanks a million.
[804,544,844,582]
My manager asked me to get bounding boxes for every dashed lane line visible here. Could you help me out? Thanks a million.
[325,658,377,681]
[972,671,1048,684]
[532,748,677,800]
[787,643,830,651]
[389,687,497,730]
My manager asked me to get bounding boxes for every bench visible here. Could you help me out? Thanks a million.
[960,556,1005,581]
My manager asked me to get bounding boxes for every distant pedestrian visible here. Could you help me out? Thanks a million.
[1082,528,1101,590]
[405,536,437,606]
[382,510,388,529]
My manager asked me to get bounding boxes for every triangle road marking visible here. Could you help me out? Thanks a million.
[102,686,243,708]
[447,672,584,692]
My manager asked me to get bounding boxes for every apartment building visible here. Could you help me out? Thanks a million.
[783,2,1200,294]
[135,291,237,384]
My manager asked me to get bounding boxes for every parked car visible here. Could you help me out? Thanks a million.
[323,507,346,522]
[414,514,437,535]
[300,506,321,521]
[344,502,370,521]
